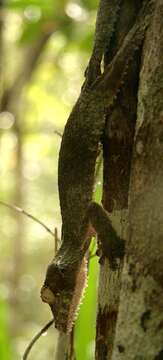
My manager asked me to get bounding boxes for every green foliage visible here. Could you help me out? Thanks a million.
[82,0,98,10]
[6,0,96,45]
[75,254,99,360]
[74,176,102,359]
[0,0,101,359]
[7,0,68,43]
[0,300,13,360]
[7,0,66,12]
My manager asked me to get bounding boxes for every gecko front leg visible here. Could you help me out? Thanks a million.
[87,202,125,269]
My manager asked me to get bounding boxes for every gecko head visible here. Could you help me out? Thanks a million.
[41,257,88,333]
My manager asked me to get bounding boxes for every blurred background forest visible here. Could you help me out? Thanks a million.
[0,0,101,359]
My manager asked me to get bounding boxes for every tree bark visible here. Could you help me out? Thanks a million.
[111,1,163,358]
[95,1,142,358]
[95,0,163,359]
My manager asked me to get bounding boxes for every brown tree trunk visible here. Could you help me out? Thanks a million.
[96,0,163,359]
[111,1,163,358]
[95,1,142,358]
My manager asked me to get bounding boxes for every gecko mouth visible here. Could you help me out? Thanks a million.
[41,285,72,332]
[50,293,73,333]
[41,257,88,333]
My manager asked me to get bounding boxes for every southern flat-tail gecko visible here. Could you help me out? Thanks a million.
[41,1,153,333]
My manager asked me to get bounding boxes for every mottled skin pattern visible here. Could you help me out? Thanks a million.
[41,88,106,333]
[59,89,105,247]
[41,0,153,333]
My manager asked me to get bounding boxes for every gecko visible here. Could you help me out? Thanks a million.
[41,1,153,334]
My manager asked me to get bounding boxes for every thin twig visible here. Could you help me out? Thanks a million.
[54,129,62,138]
[68,327,76,359]
[55,332,70,360]
[22,319,54,360]
[54,226,60,254]
[0,200,54,237]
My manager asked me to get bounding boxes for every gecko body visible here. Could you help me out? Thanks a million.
[41,1,153,333]
[41,87,107,333]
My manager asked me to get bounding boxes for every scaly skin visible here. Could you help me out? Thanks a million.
[41,1,153,333]
[41,86,106,333]
[86,0,122,83]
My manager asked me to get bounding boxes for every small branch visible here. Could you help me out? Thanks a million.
[55,332,70,360]
[68,327,76,359]
[54,226,60,254]
[0,200,54,237]
[22,319,54,360]
[54,129,62,138]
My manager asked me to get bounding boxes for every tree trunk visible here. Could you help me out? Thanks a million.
[111,1,163,358]
[96,0,163,359]
[96,0,142,358]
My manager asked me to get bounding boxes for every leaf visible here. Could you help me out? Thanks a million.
[75,256,99,360]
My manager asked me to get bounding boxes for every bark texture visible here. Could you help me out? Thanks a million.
[96,0,163,359]
[96,1,142,358]
[111,1,163,359]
